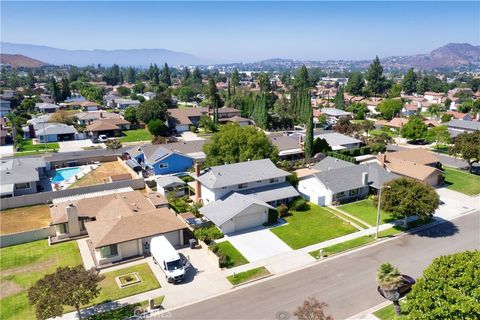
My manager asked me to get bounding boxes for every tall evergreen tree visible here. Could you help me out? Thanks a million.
[402,68,418,95]
[192,67,202,83]
[345,72,365,96]
[160,63,172,86]
[334,86,345,110]
[60,78,71,101]
[149,64,160,85]
[294,65,309,89]
[365,56,386,96]
[208,78,221,124]
[304,102,314,158]
[231,68,240,95]
[49,77,61,103]
[125,67,136,83]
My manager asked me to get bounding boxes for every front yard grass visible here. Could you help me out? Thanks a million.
[0,205,51,235]
[271,203,357,249]
[0,240,82,320]
[443,166,480,196]
[373,301,408,320]
[212,241,249,268]
[15,139,59,155]
[68,161,131,188]
[227,267,270,285]
[119,128,152,142]
[338,198,395,226]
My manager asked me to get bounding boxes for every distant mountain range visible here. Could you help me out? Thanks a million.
[0,54,49,68]
[1,42,478,70]
[0,42,204,67]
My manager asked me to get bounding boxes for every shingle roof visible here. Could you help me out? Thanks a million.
[167,108,207,125]
[86,120,120,132]
[312,164,371,193]
[384,149,439,165]
[34,123,77,136]
[313,131,361,148]
[200,193,273,226]
[194,159,291,189]
[446,119,480,131]
[0,158,45,185]
[269,135,301,152]
[155,175,186,188]
[127,140,207,162]
[35,103,60,110]
[320,108,352,117]
[313,156,355,171]
[236,182,300,203]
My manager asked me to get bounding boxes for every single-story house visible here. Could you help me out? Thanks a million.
[401,103,420,116]
[377,149,443,186]
[49,190,186,266]
[139,92,156,101]
[35,103,61,114]
[269,134,303,159]
[218,115,251,127]
[155,175,186,197]
[212,107,241,119]
[0,157,46,197]
[23,123,77,142]
[200,193,273,234]
[76,111,122,125]
[115,99,141,109]
[167,107,208,132]
[424,92,445,104]
[320,108,352,119]
[80,101,101,111]
[446,111,473,121]
[313,130,362,151]
[86,119,130,139]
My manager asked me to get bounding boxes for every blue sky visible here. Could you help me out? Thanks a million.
[1,1,479,63]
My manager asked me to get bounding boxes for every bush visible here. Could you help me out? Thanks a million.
[277,204,289,218]
[194,225,224,244]
[286,172,299,188]
[217,253,228,268]
[267,209,279,225]
[290,197,309,211]
[168,196,191,213]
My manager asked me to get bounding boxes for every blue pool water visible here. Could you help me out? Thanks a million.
[52,167,82,183]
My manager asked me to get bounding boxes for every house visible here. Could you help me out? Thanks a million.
[320,108,353,119]
[446,111,472,121]
[49,190,186,266]
[191,159,299,206]
[80,101,101,111]
[115,99,141,109]
[401,103,420,116]
[384,117,408,129]
[167,107,208,132]
[313,130,362,151]
[86,119,130,139]
[0,100,12,117]
[155,175,186,197]
[218,115,251,127]
[139,92,156,100]
[23,123,78,142]
[76,111,123,125]
[365,99,382,114]
[269,133,303,159]
[212,107,241,119]
[103,94,120,108]
[297,157,398,206]
[200,193,273,234]
[0,157,47,197]
[445,119,480,140]
[35,103,60,114]
[424,92,445,104]
[377,149,443,186]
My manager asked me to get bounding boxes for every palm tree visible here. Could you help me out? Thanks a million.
[376,262,403,316]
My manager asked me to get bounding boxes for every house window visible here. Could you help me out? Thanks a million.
[238,183,248,189]
[79,220,86,231]
[257,180,262,183]
[269,178,279,184]
[222,186,227,190]
[159,163,169,169]
[15,182,31,190]
[100,244,118,258]
[349,189,358,196]
[58,223,69,234]
[335,191,346,199]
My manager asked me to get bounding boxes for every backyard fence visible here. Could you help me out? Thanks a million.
[0,226,56,248]
[0,178,145,210]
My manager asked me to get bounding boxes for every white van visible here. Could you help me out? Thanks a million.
[150,235,187,283]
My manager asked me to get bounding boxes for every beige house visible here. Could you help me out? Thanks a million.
[49,191,186,266]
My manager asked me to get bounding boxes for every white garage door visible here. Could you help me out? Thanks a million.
[234,212,265,232]
[163,231,180,246]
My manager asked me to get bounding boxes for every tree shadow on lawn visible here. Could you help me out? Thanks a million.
[78,300,126,319]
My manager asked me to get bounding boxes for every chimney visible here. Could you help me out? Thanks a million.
[28,124,35,138]
[194,163,202,203]
[66,204,81,237]
[379,153,386,168]
[362,172,369,186]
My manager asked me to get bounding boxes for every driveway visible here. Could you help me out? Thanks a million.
[436,187,479,220]
[180,131,205,142]
[223,225,292,262]
[58,139,96,152]
[0,145,14,157]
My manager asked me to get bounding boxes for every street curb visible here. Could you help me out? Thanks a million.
[229,272,274,288]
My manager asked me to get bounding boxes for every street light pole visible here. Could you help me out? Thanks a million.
[375,185,390,239]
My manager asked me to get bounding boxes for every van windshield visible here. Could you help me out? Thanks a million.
[166,259,183,270]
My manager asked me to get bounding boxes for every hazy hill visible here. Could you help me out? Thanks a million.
[0,53,48,68]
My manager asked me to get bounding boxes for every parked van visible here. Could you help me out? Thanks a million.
[150,235,186,283]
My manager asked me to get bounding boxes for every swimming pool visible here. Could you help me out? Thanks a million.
[52,167,82,183]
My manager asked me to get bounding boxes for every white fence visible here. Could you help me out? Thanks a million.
[0,227,56,248]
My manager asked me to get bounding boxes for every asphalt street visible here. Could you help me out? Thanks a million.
[162,212,480,320]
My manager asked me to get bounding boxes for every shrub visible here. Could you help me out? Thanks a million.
[286,173,299,188]
[290,197,309,211]
[194,225,224,244]
[277,204,289,218]
[267,209,279,225]
[218,253,228,268]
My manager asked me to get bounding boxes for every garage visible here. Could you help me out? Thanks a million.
[163,230,181,246]
[233,209,267,232]
[175,124,190,133]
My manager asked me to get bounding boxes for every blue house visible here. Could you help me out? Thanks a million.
[127,144,194,175]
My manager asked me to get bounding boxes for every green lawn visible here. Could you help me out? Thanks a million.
[373,301,408,320]
[119,129,152,142]
[15,139,60,155]
[64,263,160,313]
[227,267,270,285]
[339,198,395,226]
[0,240,82,320]
[443,166,480,195]
[271,203,357,249]
[370,129,396,138]
[212,241,249,268]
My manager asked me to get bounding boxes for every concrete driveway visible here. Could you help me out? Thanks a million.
[180,131,205,142]
[0,145,14,157]
[58,139,96,152]
[223,225,292,262]
[435,187,479,220]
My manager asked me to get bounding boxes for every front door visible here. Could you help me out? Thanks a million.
[142,239,151,256]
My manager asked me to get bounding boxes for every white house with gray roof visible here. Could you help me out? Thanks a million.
[0,158,47,197]
[193,159,299,233]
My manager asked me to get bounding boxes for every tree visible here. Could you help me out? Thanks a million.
[203,124,278,166]
[294,297,333,320]
[177,86,195,102]
[160,63,172,86]
[425,125,450,149]
[148,63,160,85]
[377,99,403,120]
[147,119,168,137]
[380,178,439,228]
[132,81,146,94]
[136,99,167,124]
[198,115,216,133]
[192,67,202,83]
[449,131,480,172]
[294,65,310,89]
[60,78,71,101]
[28,265,104,320]
[376,262,404,316]
[105,138,122,153]
[401,116,428,142]
[347,102,368,120]
[313,137,331,154]
[345,72,365,96]
[207,78,222,124]
[405,251,480,320]
[388,83,402,98]
[440,113,453,123]
[257,73,270,93]
[49,77,61,103]
[124,66,136,83]
[123,106,138,124]
[50,110,75,125]
[365,56,386,96]
[116,86,130,97]
[304,105,314,158]
[402,68,418,95]
[230,68,240,95]
[427,103,441,119]
[334,86,345,110]
[104,64,121,85]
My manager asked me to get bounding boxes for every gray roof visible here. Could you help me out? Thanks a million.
[269,135,302,152]
[236,182,300,203]
[194,159,291,189]
[0,158,45,185]
[313,156,355,171]
[320,108,352,117]
[200,193,273,226]
[23,123,77,136]
[365,162,399,189]
[35,103,59,110]
[116,99,141,105]
[313,131,361,148]
[155,175,186,188]
[446,119,480,131]
[128,140,207,163]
